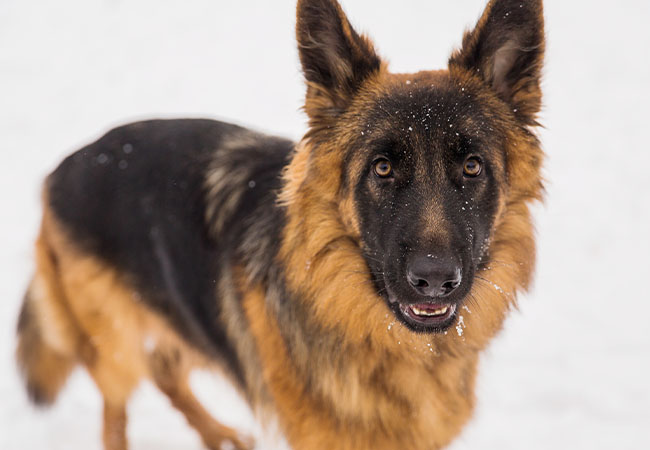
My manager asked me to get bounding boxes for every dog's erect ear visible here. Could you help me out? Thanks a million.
[296,0,382,122]
[449,0,545,124]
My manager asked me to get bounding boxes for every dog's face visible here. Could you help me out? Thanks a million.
[347,75,508,332]
[294,0,544,334]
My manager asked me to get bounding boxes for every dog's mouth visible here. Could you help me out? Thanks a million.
[383,280,460,332]
[398,302,457,328]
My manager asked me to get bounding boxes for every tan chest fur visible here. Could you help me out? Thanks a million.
[243,282,479,450]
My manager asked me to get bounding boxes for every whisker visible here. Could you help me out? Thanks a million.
[345,278,378,288]
[362,255,383,264]
[340,270,385,276]
[474,275,514,300]
[478,259,519,269]
[467,292,480,308]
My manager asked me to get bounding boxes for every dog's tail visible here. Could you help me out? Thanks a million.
[16,225,80,406]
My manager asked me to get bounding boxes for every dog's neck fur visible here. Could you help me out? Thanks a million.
[236,134,536,448]
[242,0,545,443]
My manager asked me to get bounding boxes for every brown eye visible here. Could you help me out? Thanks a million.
[463,157,482,177]
[373,158,393,178]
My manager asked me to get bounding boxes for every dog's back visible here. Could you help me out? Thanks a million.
[16,119,291,450]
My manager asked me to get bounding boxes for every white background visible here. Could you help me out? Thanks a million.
[1,0,649,448]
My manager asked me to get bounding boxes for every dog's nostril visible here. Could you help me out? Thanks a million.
[441,278,460,294]
[415,278,429,288]
[407,256,462,297]
[407,271,430,289]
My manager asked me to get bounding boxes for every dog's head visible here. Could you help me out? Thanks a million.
[283,0,544,340]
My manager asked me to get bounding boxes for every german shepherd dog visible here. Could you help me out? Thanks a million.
[16,0,545,448]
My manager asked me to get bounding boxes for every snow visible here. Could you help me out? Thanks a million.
[456,315,465,337]
[1,0,649,448]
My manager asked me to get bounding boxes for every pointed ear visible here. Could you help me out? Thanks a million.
[449,0,545,124]
[296,0,382,122]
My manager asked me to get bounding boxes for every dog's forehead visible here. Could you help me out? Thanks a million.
[361,72,494,154]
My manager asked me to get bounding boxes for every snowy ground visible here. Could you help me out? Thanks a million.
[1,0,649,448]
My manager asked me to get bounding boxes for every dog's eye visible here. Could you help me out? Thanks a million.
[373,158,393,178]
[463,157,482,177]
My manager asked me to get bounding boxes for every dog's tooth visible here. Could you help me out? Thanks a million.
[411,305,450,317]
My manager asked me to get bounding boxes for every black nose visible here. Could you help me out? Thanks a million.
[406,255,462,298]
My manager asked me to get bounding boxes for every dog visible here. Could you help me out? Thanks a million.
[15,0,545,448]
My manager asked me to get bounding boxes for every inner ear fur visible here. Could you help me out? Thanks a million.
[296,0,382,122]
[449,0,545,125]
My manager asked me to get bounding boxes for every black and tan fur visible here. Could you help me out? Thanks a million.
[16,0,545,449]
